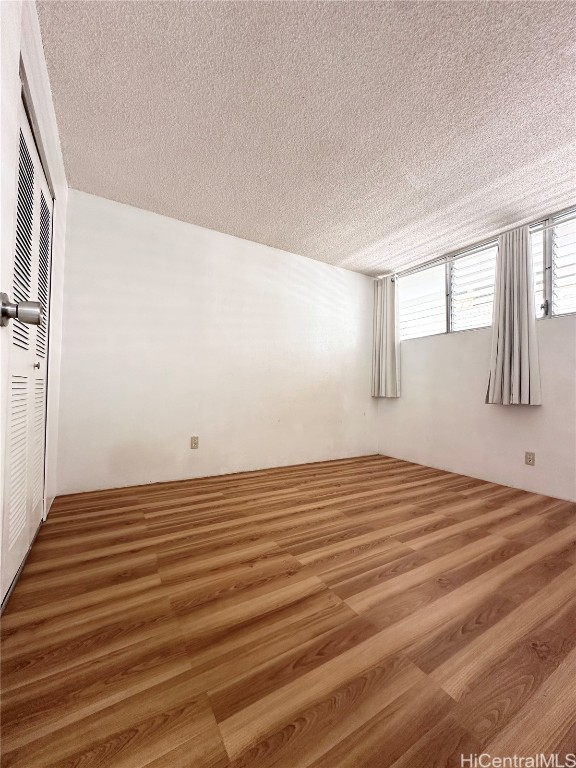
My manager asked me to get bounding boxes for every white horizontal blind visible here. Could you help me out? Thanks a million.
[530,228,545,319]
[450,244,497,332]
[398,264,446,340]
[552,214,576,315]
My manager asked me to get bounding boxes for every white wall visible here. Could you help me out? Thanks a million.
[53,188,576,501]
[377,316,576,501]
[0,2,67,520]
[57,190,377,494]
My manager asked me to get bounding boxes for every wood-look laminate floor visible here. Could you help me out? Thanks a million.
[2,455,576,767]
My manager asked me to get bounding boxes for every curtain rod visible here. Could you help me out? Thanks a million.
[383,205,576,280]
[392,239,495,279]
[531,212,576,232]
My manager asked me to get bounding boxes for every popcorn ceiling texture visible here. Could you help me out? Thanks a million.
[37,1,576,275]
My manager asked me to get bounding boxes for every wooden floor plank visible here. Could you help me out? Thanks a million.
[2,455,575,767]
[486,646,576,756]
[306,679,454,768]
[226,655,425,768]
[453,599,576,745]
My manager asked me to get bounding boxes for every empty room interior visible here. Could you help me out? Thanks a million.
[1,1,576,766]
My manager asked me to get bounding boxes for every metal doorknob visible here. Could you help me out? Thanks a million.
[33,362,40,370]
[1,292,43,327]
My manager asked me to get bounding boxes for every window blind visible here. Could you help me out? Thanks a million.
[450,244,497,332]
[552,215,576,316]
[398,264,446,340]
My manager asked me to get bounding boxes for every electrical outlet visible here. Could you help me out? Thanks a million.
[190,436,199,449]
[525,451,535,466]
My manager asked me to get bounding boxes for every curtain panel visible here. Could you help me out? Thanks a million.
[486,226,542,405]
[372,276,400,398]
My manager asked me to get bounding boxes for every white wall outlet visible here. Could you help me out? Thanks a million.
[525,451,535,466]
[190,436,199,449]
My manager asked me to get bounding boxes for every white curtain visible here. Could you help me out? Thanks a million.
[372,276,400,398]
[486,226,542,405]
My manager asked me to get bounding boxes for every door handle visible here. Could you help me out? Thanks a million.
[33,362,40,370]
[1,292,43,327]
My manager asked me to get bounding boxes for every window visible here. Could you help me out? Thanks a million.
[397,206,576,342]
[532,209,576,318]
[398,244,496,341]
[552,214,576,315]
[398,264,446,340]
[530,228,545,319]
[450,244,497,332]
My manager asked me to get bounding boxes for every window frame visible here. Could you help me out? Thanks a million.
[397,262,448,341]
[531,208,576,320]
[395,205,576,342]
[397,239,498,341]
[447,240,498,334]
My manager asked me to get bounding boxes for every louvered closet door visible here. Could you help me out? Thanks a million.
[1,101,53,602]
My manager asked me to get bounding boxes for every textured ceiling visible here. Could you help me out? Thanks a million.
[38,1,576,275]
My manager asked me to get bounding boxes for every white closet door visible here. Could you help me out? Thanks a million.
[1,101,53,603]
